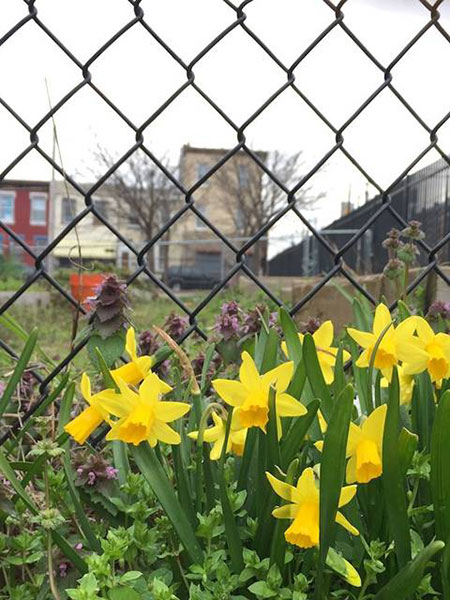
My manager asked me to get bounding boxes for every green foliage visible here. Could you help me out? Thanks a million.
[0,295,449,599]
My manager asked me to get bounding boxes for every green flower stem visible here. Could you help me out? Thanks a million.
[367,321,393,414]
[44,463,61,600]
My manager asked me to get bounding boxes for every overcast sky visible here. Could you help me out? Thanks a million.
[1,0,449,256]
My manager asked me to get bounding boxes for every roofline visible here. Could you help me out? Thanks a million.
[0,179,50,189]
[181,144,267,160]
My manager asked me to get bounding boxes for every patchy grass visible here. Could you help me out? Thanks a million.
[0,284,275,378]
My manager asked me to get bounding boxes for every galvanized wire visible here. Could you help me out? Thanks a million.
[0,0,449,445]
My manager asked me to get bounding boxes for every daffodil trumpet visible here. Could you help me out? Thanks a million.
[266,468,359,549]
[213,351,306,433]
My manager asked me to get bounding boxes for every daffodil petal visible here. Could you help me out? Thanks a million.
[361,404,387,451]
[320,361,335,385]
[154,401,190,422]
[152,421,181,445]
[276,393,306,417]
[272,503,298,519]
[355,349,371,368]
[347,328,375,349]
[346,454,357,484]
[140,372,169,402]
[261,362,294,392]
[212,379,247,407]
[125,327,138,362]
[80,373,92,404]
[373,304,392,337]
[313,320,333,348]
[94,390,129,418]
[338,484,357,507]
[415,316,435,344]
[111,363,143,387]
[210,437,225,460]
[239,351,260,389]
[346,423,363,457]
[336,511,359,536]
[266,471,300,503]
[296,467,319,504]
[396,339,428,365]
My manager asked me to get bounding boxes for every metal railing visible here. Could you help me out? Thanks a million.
[0,0,449,444]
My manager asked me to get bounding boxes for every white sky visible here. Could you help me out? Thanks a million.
[1,0,450,257]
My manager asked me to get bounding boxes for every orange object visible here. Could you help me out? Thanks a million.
[70,273,105,306]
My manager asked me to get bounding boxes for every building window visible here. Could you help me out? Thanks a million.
[236,205,246,234]
[94,199,109,223]
[10,234,25,259]
[34,235,48,252]
[238,164,250,188]
[30,193,47,225]
[0,192,15,224]
[195,203,208,230]
[197,163,209,181]
[61,197,77,224]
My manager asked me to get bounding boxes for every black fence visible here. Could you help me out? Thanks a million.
[0,1,449,444]
[269,157,450,276]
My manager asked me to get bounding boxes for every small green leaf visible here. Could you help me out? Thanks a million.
[260,329,279,374]
[373,541,445,600]
[59,383,102,553]
[94,347,120,392]
[398,427,418,479]
[382,368,411,568]
[8,373,69,451]
[0,328,38,417]
[303,333,333,419]
[333,345,346,399]
[108,587,141,600]
[431,390,450,592]
[319,384,354,568]
[411,371,435,453]
[131,443,203,565]
[219,409,244,573]
[279,308,302,365]
[88,332,125,368]
[396,300,411,321]
[0,447,87,573]
[281,400,319,469]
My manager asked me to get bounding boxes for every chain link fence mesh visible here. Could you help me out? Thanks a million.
[0,0,449,444]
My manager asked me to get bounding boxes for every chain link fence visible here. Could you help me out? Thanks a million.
[0,0,449,444]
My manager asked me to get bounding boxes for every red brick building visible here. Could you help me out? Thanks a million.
[0,180,50,266]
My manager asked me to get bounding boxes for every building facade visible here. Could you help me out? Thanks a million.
[167,145,264,277]
[0,180,50,267]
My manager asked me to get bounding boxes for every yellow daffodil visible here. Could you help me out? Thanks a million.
[398,317,450,385]
[314,404,387,484]
[64,373,122,444]
[347,304,416,380]
[346,404,387,484]
[105,373,190,447]
[381,365,415,404]
[266,468,359,549]
[212,351,305,432]
[110,327,152,386]
[188,410,248,460]
[281,321,350,384]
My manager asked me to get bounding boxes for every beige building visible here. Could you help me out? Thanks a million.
[167,145,265,277]
[49,145,265,278]
[49,180,144,270]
